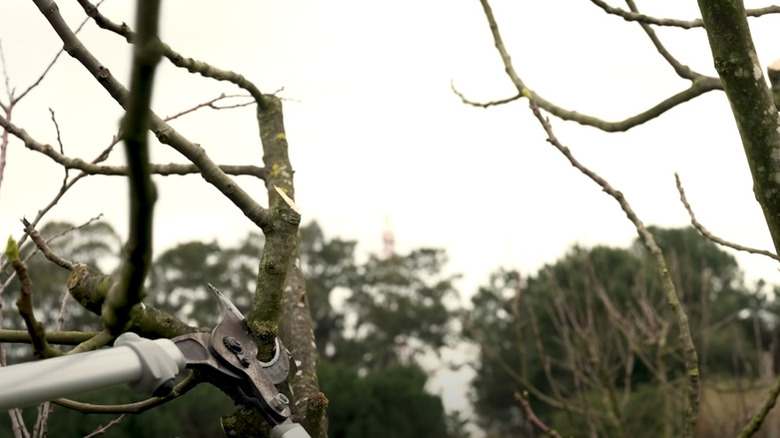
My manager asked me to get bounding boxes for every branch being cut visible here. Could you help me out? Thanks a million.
[675,173,779,261]
[525,96,700,437]
[465,0,723,132]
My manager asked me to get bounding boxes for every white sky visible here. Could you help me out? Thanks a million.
[2,0,780,423]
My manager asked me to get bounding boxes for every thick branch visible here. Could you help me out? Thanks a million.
[100,0,161,335]
[248,98,302,360]
[67,264,201,338]
[697,0,780,260]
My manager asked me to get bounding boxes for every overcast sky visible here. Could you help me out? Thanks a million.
[2,0,780,422]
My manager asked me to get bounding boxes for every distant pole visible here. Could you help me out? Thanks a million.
[382,215,395,259]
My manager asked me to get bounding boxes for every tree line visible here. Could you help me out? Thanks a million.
[2,220,774,437]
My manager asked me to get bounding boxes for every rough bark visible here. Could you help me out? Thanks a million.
[697,0,780,257]
[696,1,780,436]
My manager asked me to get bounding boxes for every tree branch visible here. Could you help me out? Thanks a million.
[100,0,161,335]
[76,0,268,109]
[52,372,198,414]
[4,237,62,358]
[0,329,97,344]
[32,0,271,230]
[696,0,780,261]
[514,391,561,438]
[470,0,722,132]
[0,113,267,178]
[675,173,779,261]
[590,0,780,29]
[623,0,703,80]
[21,218,74,270]
[525,96,700,437]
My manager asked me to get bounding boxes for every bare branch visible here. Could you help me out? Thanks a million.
[22,218,75,270]
[0,113,268,178]
[696,0,780,260]
[471,0,722,132]
[14,0,105,103]
[32,0,271,230]
[48,108,68,184]
[0,329,97,344]
[590,0,780,30]
[82,414,126,438]
[76,0,268,109]
[525,97,700,437]
[515,391,561,438]
[52,373,198,414]
[4,237,63,358]
[675,173,779,261]
[100,0,162,335]
[163,93,254,122]
[623,0,703,80]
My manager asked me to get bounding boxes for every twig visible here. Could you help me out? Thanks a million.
[514,391,561,438]
[14,0,105,104]
[83,414,126,438]
[675,173,779,261]
[163,93,253,122]
[525,95,700,438]
[32,0,271,230]
[49,108,69,185]
[22,218,75,270]
[623,0,702,80]
[52,373,198,414]
[0,115,268,178]
[76,0,268,109]
[66,330,113,355]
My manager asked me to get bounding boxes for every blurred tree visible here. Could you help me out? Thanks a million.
[148,232,264,326]
[466,226,765,437]
[319,361,450,438]
[335,249,460,371]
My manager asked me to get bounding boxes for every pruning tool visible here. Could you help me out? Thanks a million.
[0,284,311,438]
